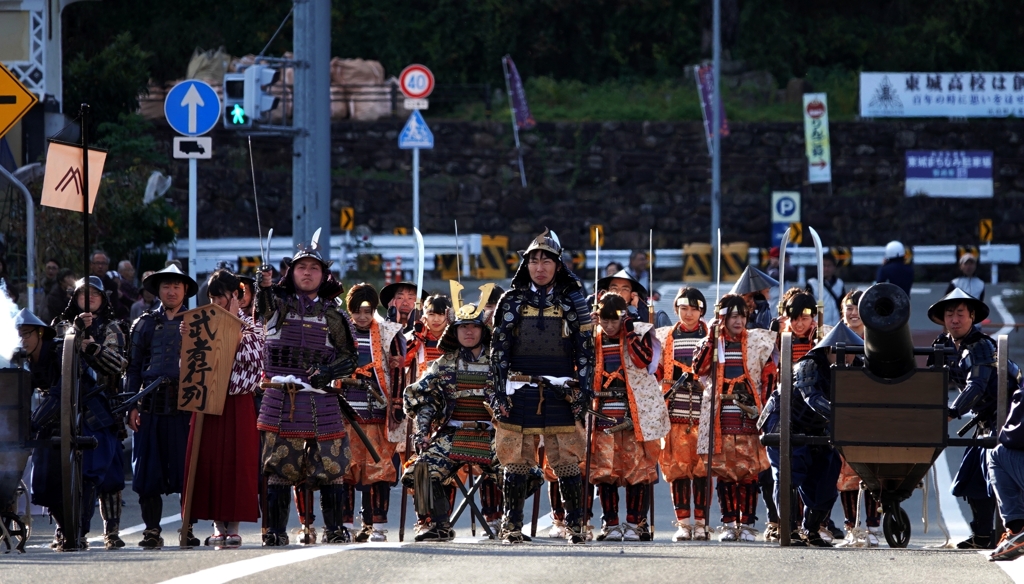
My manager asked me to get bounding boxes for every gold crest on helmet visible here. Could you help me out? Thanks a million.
[450,280,496,321]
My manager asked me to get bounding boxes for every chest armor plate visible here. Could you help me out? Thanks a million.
[264,313,335,382]
[142,316,183,381]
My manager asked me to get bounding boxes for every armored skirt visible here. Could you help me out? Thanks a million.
[182,393,260,522]
[659,424,706,482]
[589,430,660,486]
[344,422,398,485]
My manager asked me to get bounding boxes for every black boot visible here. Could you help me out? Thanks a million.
[138,495,163,549]
[98,491,125,550]
[263,485,291,547]
[320,485,351,544]
[802,508,834,548]
[500,472,530,544]
[416,479,454,542]
[559,475,587,545]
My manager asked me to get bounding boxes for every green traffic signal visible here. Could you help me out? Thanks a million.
[231,104,248,125]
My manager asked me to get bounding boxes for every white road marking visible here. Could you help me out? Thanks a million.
[522,514,553,537]
[990,295,1016,336]
[86,513,182,544]
[911,287,933,295]
[157,542,410,584]
[982,550,1024,583]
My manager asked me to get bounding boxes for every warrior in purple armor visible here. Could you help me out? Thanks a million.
[255,239,358,546]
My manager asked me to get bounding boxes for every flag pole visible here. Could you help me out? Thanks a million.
[81,103,90,307]
[501,55,527,188]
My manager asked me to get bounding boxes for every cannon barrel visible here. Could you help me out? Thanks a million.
[858,283,916,379]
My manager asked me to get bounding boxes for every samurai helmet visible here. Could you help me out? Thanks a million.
[15,308,56,341]
[439,280,495,353]
[73,275,105,295]
[449,280,496,326]
[811,321,864,353]
[143,264,199,298]
[292,227,332,269]
[926,287,989,326]
[729,265,779,296]
[521,227,563,258]
[597,269,648,298]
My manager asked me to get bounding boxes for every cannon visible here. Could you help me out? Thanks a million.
[766,283,1008,548]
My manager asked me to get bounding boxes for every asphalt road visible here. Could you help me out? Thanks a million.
[5,281,1023,583]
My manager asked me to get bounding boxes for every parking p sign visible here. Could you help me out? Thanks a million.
[771,191,801,247]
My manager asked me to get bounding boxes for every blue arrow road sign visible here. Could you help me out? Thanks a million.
[398,111,434,149]
[165,80,221,136]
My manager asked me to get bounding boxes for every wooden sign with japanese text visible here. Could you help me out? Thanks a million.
[178,303,242,416]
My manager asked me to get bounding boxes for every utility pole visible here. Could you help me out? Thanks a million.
[710,0,722,281]
[292,0,331,261]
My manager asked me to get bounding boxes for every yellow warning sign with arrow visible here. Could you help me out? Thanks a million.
[0,63,38,139]
[980,218,993,244]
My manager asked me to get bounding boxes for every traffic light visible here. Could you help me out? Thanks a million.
[222,72,250,128]
[244,65,280,123]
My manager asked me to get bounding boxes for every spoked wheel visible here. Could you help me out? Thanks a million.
[0,512,29,553]
[60,329,84,550]
[882,506,911,548]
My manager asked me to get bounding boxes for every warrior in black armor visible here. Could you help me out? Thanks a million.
[125,265,198,549]
[929,288,1023,550]
[34,276,128,550]
[759,323,857,547]
[489,229,595,545]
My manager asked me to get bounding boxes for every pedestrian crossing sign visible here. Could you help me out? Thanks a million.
[398,110,434,149]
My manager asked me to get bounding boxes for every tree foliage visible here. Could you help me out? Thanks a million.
[61,0,1024,91]
[734,0,1024,84]
[63,32,152,137]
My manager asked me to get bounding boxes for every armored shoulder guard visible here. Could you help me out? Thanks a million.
[129,311,155,336]
[962,336,997,370]
[793,358,822,392]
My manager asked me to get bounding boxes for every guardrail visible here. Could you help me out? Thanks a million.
[177,233,479,278]
[175,235,1020,283]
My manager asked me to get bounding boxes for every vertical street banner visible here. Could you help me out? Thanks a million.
[905,150,994,198]
[40,141,108,213]
[695,65,730,155]
[503,56,535,130]
[178,303,242,416]
[803,93,832,184]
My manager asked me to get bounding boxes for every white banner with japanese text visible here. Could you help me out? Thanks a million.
[861,72,1024,117]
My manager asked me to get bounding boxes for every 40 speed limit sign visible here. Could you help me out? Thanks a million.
[399,64,435,99]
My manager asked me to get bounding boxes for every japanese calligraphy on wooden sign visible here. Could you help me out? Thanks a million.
[178,303,242,416]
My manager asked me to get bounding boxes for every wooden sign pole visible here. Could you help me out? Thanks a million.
[180,413,204,548]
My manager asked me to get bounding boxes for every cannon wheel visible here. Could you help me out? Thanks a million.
[882,506,911,548]
[1,512,29,553]
[60,328,84,550]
